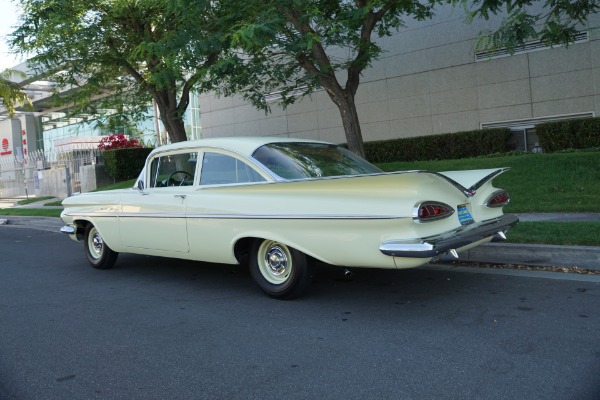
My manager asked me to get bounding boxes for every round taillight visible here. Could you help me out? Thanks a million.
[486,190,510,208]
[414,202,455,222]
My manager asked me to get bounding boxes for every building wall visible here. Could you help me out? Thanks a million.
[198,5,600,144]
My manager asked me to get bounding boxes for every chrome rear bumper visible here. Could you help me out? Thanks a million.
[379,214,519,259]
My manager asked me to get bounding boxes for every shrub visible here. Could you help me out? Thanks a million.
[103,147,153,181]
[98,134,142,150]
[363,128,512,163]
[537,117,600,152]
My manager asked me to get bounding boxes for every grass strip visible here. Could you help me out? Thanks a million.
[0,208,63,218]
[506,222,600,246]
[378,151,600,213]
[44,201,63,207]
[16,196,55,205]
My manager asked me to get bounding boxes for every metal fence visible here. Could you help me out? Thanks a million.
[0,149,102,199]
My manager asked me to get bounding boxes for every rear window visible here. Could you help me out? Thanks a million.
[252,142,381,179]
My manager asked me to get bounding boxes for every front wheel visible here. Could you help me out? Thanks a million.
[84,224,118,269]
[249,239,313,299]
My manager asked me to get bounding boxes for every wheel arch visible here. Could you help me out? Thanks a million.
[233,234,324,265]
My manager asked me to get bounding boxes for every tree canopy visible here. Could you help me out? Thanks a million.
[10,0,234,143]
[224,0,599,156]
[0,69,32,118]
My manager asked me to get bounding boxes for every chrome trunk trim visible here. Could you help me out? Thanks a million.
[379,214,519,258]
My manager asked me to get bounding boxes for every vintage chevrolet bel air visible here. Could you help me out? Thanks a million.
[61,137,518,299]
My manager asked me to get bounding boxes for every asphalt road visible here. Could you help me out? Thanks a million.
[1,228,599,400]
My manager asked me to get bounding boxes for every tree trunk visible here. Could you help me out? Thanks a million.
[326,90,366,158]
[154,94,188,143]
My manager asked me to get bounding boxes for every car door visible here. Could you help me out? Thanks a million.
[119,151,198,253]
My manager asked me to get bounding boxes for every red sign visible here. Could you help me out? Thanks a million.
[1,138,11,156]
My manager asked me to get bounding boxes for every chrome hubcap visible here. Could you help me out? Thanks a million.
[258,241,292,285]
[88,228,104,260]
[265,246,288,276]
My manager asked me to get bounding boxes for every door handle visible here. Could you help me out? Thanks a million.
[174,194,186,200]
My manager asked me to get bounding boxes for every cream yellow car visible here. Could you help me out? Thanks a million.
[61,137,518,299]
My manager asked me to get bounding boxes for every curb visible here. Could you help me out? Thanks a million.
[457,242,600,270]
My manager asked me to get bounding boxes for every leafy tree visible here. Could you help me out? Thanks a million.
[226,0,599,156]
[0,69,32,118]
[10,0,232,143]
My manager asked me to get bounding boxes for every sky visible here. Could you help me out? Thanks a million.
[0,0,24,71]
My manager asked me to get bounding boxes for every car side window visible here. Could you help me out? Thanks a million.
[199,153,265,185]
[149,152,198,188]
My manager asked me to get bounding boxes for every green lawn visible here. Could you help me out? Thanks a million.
[507,222,600,246]
[16,196,55,205]
[0,208,62,217]
[377,151,600,213]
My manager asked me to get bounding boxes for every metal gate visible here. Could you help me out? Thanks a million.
[0,153,39,199]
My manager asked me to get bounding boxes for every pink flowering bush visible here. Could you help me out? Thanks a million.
[98,134,141,150]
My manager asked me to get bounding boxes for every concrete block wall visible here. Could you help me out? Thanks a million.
[198,3,600,144]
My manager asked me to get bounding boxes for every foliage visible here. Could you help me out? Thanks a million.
[219,0,598,157]
[103,147,153,181]
[364,128,512,163]
[536,117,600,153]
[0,69,32,117]
[378,151,600,213]
[10,0,234,143]
[98,134,142,151]
[463,0,600,54]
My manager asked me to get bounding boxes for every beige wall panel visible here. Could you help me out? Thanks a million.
[389,94,431,119]
[532,96,596,118]
[318,127,346,144]
[209,123,236,137]
[432,111,479,134]
[429,64,476,92]
[357,100,390,124]
[199,94,212,113]
[389,116,433,138]
[233,105,263,124]
[430,87,478,115]
[208,94,234,111]
[259,116,288,136]
[314,90,337,111]
[478,79,532,109]
[386,50,429,78]
[475,55,530,85]
[427,40,476,70]
[387,73,430,99]
[361,57,388,82]
[285,95,318,115]
[356,79,389,104]
[479,105,532,125]
[531,69,594,102]
[292,129,321,141]
[317,108,343,130]
[528,44,591,77]
[210,109,236,128]
[287,112,319,133]
[234,120,261,137]
[361,121,392,141]
[590,40,600,67]
[200,109,212,129]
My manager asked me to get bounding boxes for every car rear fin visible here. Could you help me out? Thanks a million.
[437,168,510,193]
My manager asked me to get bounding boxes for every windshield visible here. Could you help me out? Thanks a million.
[252,142,382,180]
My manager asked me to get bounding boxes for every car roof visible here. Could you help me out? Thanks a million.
[148,136,331,158]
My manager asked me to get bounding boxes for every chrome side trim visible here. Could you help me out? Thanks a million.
[63,211,409,220]
[379,214,519,258]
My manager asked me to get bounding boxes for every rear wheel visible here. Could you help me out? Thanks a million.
[84,224,118,269]
[249,239,313,299]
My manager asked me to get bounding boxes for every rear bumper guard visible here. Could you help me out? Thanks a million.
[379,214,519,259]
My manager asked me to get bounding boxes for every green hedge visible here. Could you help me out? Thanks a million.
[363,128,512,163]
[103,147,153,181]
[537,117,600,152]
